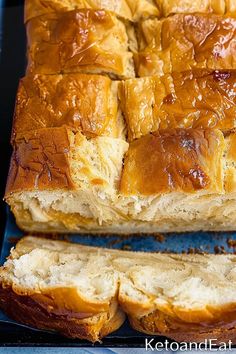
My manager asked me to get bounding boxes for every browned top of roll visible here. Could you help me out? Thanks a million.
[120,129,224,195]
[12,73,119,141]
[136,14,236,77]
[6,127,76,195]
[120,70,236,141]
[26,9,134,78]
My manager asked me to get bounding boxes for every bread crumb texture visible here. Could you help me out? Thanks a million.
[2,237,236,342]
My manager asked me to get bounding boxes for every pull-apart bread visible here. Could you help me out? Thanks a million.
[5,127,236,233]
[12,74,125,141]
[26,6,236,79]
[120,70,236,141]
[136,14,236,77]
[6,0,236,234]
[26,9,136,79]
[2,236,236,342]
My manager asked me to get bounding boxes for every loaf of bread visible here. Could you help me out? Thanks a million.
[5,127,236,233]
[136,14,236,77]
[6,1,236,234]
[26,9,136,78]
[2,236,236,343]
[120,70,236,141]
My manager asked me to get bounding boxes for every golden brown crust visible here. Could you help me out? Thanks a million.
[120,129,224,195]
[3,284,236,343]
[227,0,236,15]
[12,74,119,141]
[129,298,236,342]
[25,0,236,23]
[225,133,236,192]
[129,308,236,344]
[7,0,236,237]
[0,286,125,342]
[120,70,236,141]
[24,0,159,23]
[136,14,236,77]
[26,9,134,78]
[156,0,226,17]
[5,127,76,196]
[24,0,133,22]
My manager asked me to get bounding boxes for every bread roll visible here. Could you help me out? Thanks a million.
[12,73,124,141]
[120,70,236,141]
[136,14,236,77]
[120,129,224,195]
[26,9,135,79]
[2,236,236,343]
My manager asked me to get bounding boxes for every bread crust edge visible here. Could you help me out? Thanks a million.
[0,286,125,342]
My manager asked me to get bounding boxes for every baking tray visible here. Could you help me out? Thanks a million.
[1,0,236,348]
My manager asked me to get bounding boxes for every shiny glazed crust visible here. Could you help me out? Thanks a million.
[136,14,236,77]
[120,129,224,195]
[155,0,226,16]
[5,0,236,345]
[26,9,135,78]
[24,0,236,23]
[6,127,76,194]
[12,74,121,140]
[120,70,236,141]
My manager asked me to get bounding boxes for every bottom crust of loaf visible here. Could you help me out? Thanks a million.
[2,285,236,344]
[129,310,236,344]
[0,286,125,342]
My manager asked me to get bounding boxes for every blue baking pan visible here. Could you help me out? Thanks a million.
[2,209,236,266]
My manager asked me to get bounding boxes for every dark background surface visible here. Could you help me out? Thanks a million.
[0,0,26,246]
